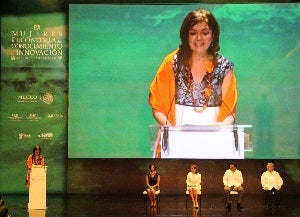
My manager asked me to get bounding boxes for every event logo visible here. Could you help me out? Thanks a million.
[17,95,39,103]
[17,93,54,104]
[10,24,64,61]
[8,113,22,121]
[38,132,53,139]
[26,113,41,121]
[42,93,54,104]
[47,113,64,119]
[18,133,31,139]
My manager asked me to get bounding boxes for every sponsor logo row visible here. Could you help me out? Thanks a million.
[19,132,54,140]
[8,113,64,121]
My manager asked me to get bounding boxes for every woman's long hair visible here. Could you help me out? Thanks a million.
[178,8,220,67]
[32,145,41,156]
[149,164,157,171]
[32,145,42,164]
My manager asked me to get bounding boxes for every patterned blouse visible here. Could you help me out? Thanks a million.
[173,53,234,107]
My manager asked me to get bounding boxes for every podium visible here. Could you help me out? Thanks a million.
[149,125,252,159]
[28,209,46,217]
[28,165,47,210]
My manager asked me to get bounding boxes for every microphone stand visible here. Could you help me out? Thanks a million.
[162,125,169,154]
[161,95,175,156]
[207,78,239,151]
[233,121,239,151]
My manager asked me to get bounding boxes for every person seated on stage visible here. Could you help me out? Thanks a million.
[145,164,160,207]
[223,162,244,210]
[261,162,283,211]
[186,164,201,208]
[25,145,45,187]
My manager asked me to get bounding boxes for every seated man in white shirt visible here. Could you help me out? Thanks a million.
[261,162,283,211]
[223,162,244,210]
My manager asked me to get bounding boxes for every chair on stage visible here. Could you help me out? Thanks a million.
[264,190,282,212]
[224,191,239,208]
[230,190,239,198]
[143,189,160,208]
[185,184,201,209]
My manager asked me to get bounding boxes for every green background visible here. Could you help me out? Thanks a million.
[1,13,68,193]
[69,4,300,159]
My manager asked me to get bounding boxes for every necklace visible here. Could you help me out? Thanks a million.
[187,61,214,113]
[150,171,156,177]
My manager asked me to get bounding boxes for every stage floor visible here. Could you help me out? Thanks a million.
[2,194,300,217]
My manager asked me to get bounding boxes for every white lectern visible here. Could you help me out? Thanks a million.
[28,209,46,217]
[149,125,252,159]
[28,165,47,210]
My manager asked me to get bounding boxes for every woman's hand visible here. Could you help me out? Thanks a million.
[222,115,235,125]
[152,109,171,125]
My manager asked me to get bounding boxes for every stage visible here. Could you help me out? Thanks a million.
[2,193,300,217]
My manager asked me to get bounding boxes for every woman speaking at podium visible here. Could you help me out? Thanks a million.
[25,145,45,187]
[149,8,237,126]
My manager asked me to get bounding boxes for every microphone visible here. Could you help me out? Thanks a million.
[161,94,175,155]
[233,120,239,151]
[162,125,169,153]
[206,78,239,151]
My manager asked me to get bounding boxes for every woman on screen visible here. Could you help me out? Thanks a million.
[25,145,45,187]
[145,164,160,207]
[149,8,237,126]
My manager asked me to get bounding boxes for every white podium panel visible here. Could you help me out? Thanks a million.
[150,125,252,159]
[28,209,46,217]
[162,130,244,159]
[28,166,47,210]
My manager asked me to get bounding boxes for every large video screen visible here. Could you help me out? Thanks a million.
[69,3,300,159]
